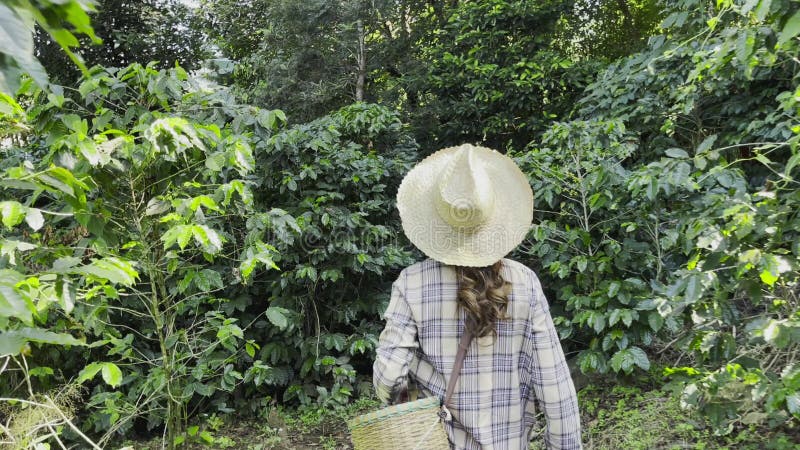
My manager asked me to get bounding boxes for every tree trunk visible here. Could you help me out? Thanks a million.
[355,19,366,102]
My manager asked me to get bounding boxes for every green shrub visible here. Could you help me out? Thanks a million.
[0,62,417,448]
[514,0,800,435]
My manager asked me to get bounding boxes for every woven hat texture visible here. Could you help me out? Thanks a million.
[397,143,534,267]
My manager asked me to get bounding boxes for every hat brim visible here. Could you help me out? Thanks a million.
[397,145,534,267]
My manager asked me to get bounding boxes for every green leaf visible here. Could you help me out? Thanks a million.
[684,273,703,303]
[736,29,755,69]
[1,239,37,265]
[608,281,620,298]
[78,362,122,387]
[206,151,226,171]
[24,208,44,231]
[609,309,621,327]
[589,310,606,333]
[199,431,214,444]
[665,148,689,158]
[200,269,223,290]
[621,310,635,327]
[194,383,215,396]
[645,177,658,200]
[579,351,603,373]
[787,393,800,414]
[0,201,25,229]
[760,268,779,286]
[178,225,194,250]
[73,258,138,286]
[755,0,772,21]
[0,281,33,325]
[777,9,800,47]
[192,225,224,254]
[628,346,650,371]
[29,366,54,377]
[0,4,49,91]
[741,0,759,15]
[785,152,800,177]
[648,312,664,332]
[57,276,75,314]
[189,195,220,213]
[610,347,649,373]
[53,256,81,271]
[240,242,279,279]
[76,362,103,383]
[217,322,244,343]
[609,349,630,373]
[101,362,123,387]
[760,254,790,286]
[0,328,85,356]
[266,306,289,330]
[232,140,255,174]
[576,256,588,273]
[696,135,718,154]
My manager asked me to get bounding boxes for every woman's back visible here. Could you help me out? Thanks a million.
[374,258,582,450]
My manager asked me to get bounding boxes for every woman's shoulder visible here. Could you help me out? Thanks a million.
[401,258,443,276]
[500,258,538,279]
[394,258,449,287]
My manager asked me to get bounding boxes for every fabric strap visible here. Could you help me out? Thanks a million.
[442,323,474,408]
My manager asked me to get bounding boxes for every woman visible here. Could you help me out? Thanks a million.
[373,144,582,449]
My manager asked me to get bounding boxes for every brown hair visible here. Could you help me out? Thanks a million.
[455,261,512,337]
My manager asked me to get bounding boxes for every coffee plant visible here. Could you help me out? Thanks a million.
[0,62,417,448]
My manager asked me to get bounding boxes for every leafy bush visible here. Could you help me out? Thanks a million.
[0,62,417,448]
[238,102,418,410]
[514,0,800,434]
[410,0,598,150]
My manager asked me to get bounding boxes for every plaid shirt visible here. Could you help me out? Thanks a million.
[373,258,582,449]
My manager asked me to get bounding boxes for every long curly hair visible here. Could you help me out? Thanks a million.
[455,260,512,337]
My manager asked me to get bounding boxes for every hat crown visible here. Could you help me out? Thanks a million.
[435,145,495,230]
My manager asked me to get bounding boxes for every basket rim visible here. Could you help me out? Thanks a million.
[347,396,442,429]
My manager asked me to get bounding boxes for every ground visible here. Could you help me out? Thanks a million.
[124,378,799,450]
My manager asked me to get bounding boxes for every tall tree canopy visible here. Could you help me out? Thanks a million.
[35,0,208,83]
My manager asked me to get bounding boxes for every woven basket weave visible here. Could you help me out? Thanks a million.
[348,396,450,450]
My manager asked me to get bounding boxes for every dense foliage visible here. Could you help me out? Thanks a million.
[35,0,209,83]
[0,64,416,446]
[0,0,99,95]
[1,0,799,448]
[514,0,800,435]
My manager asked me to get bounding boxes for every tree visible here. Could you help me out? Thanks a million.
[206,0,367,122]
[35,0,209,85]
[407,0,596,151]
[558,0,663,60]
[205,0,450,123]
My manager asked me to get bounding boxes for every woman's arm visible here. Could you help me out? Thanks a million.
[523,272,583,449]
[372,272,419,404]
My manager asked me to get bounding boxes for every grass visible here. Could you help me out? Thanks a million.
[530,377,798,450]
[122,380,797,449]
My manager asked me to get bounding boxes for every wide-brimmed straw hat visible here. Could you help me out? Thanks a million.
[397,143,534,267]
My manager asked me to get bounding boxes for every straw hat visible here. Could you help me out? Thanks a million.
[397,143,534,267]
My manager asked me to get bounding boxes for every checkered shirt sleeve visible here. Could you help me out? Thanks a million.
[373,275,418,403]
[521,267,582,449]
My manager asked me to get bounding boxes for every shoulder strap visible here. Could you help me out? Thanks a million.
[442,324,474,408]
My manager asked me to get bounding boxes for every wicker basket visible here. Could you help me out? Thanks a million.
[348,396,450,450]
